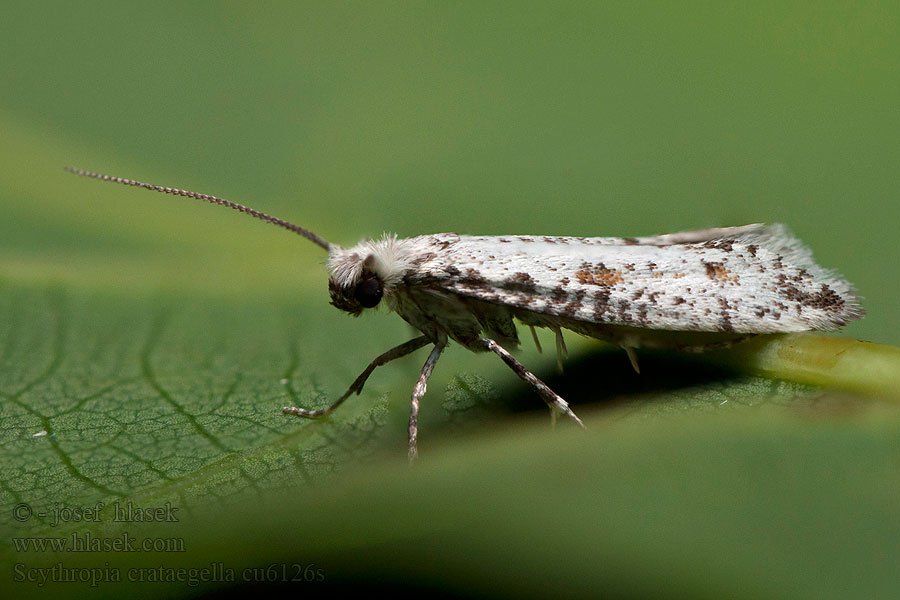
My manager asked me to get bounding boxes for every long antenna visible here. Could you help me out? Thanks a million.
[64,167,331,250]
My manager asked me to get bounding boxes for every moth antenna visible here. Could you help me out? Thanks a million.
[64,167,331,250]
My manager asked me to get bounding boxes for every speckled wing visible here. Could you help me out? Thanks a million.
[410,224,863,334]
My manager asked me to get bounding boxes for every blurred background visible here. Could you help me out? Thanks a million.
[0,1,896,343]
[1,3,898,598]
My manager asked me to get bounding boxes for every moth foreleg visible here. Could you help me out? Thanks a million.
[408,339,447,461]
[282,335,431,419]
[480,338,585,430]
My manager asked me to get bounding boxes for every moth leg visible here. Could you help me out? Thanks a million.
[282,335,431,418]
[408,339,447,461]
[623,346,641,374]
[554,327,568,373]
[529,325,543,354]
[480,338,585,429]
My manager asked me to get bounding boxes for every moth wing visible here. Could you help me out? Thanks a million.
[619,224,764,245]
[413,224,863,334]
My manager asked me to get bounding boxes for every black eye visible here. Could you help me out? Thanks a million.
[354,276,383,308]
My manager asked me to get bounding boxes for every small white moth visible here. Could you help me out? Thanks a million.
[66,168,865,459]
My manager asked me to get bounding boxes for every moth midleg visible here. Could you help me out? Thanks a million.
[528,325,543,354]
[282,335,430,418]
[554,327,568,373]
[479,338,585,429]
[408,340,446,461]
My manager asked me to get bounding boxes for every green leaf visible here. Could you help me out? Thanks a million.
[2,280,898,599]
[2,2,899,598]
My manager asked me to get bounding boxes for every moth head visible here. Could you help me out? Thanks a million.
[326,248,384,316]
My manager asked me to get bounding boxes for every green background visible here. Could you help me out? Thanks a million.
[1,2,897,598]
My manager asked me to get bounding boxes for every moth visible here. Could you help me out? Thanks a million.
[66,167,864,459]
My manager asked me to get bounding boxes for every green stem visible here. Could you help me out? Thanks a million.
[709,333,900,399]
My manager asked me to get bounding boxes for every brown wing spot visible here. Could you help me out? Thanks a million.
[460,268,488,285]
[703,261,739,282]
[616,299,633,323]
[703,239,734,252]
[430,239,453,250]
[636,304,649,326]
[621,237,639,245]
[780,281,845,311]
[592,290,611,320]
[718,297,735,332]
[505,272,537,294]
[575,264,593,284]
[575,262,625,286]
[562,289,587,316]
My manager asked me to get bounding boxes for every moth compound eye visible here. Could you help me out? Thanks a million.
[354,276,383,308]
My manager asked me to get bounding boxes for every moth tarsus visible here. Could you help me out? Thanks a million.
[480,337,585,430]
[407,340,446,461]
[68,167,865,460]
[282,335,432,418]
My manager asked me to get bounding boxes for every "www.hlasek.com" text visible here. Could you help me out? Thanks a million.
[13,532,184,553]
